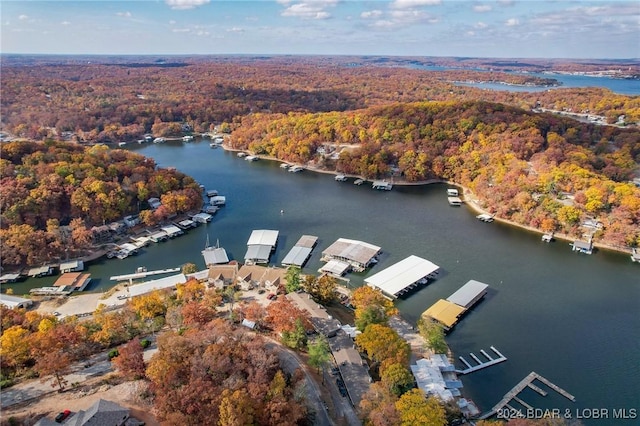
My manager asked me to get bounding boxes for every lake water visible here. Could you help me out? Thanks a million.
[411,64,640,95]
[9,141,639,422]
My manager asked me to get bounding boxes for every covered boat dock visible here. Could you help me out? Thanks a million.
[364,255,440,298]
[245,230,279,264]
[423,279,490,330]
[321,238,381,272]
[282,235,318,267]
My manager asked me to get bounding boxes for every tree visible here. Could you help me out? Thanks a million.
[416,318,448,354]
[130,290,167,320]
[0,326,31,369]
[181,262,198,275]
[285,266,301,293]
[355,324,410,367]
[281,318,308,351]
[307,336,331,374]
[112,337,146,380]
[355,305,388,331]
[218,388,255,426]
[380,362,415,397]
[394,389,446,426]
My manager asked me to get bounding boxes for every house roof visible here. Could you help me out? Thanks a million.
[65,399,129,426]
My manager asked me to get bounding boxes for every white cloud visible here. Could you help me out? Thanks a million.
[473,5,492,13]
[361,10,383,19]
[281,2,337,20]
[61,21,71,26]
[165,0,211,10]
[227,27,244,33]
[391,0,441,9]
[172,28,191,33]
[116,12,132,18]
[169,20,177,25]
[18,14,28,20]
[474,21,488,29]
[505,18,519,26]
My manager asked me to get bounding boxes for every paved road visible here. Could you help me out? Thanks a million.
[265,340,337,426]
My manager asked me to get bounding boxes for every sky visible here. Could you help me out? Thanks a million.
[1,1,639,59]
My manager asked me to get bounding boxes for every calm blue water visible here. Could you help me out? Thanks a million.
[412,64,640,95]
[8,141,639,422]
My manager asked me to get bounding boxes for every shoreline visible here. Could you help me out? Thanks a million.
[224,143,634,258]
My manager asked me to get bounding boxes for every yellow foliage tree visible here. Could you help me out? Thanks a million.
[395,389,446,426]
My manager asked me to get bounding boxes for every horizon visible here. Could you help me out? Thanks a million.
[1,1,639,59]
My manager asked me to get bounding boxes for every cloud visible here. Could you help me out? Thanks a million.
[172,28,191,33]
[61,21,71,26]
[473,4,492,13]
[18,14,28,20]
[505,18,519,26]
[165,0,211,10]
[474,21,488,29]
[367,8,438,29]
[116,12,132,18]
[361,10,383,19]
[227,27,244,33]
[281,1,338,20]
[391,0,441,9]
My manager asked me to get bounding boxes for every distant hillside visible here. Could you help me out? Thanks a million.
[231,101,640,249]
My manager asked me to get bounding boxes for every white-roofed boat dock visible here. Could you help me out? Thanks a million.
[110,267,181,284]
[364,255,440,299]
[282,235,318,267]
[245,229,279,264]
[321,238,381,273]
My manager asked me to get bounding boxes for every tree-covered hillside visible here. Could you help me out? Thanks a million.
[231,101,640,249]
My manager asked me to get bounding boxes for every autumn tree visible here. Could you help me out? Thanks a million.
[0,326,32,370]
[352,286,398,331]
[355,324,410,367]
[303,274,338,304]
[380,362,415,397]
[112,337,146,380]
[394,389,447,426]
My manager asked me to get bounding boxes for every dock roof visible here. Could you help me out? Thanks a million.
[0,294,33,309]
[295,235,318,248]
[319,259,351,277]
[322,238,381,265]
[422,299,466,329]
[60,260,84,272]
[202,247,229,265]
[247,229,279,247]
[446,279,489,309]
[281,246,313,267]
[244,245,273,263]
[365,255,439,297]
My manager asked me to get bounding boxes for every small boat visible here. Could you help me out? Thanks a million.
[335,175,347,182]
[137,139,145,144]
[447,188,459,197]
[354,179,364,185]
[541,233,554,243]
[476,213,494,223]
[206,189,219,197]
[118,142,127,147]
[237,152,247,158]
[288,166,304,173]
[153,137,165,144]
[280,163,290,169]
[209,142,218,148]
[245,155,259,161]
[372,180,392,190]
[182,135,194,142]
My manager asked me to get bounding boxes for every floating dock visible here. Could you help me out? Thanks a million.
[110,267,181,284]
[456,346,507,374]
[479,371,575,419]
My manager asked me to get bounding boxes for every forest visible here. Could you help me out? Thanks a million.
[0,141,203,268]
[1,56,639,255]
[1,56,639,146]
[231,100,640,249]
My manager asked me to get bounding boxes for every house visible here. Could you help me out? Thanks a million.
[34,399,143,426]
[207,264,239,289]
[148,197,161,209]
[237,264,286,290]
[123,215,140,228]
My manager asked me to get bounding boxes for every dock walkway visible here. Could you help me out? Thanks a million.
[479,371,575,419]
[455,346,507,374]
[110,267,181,284]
